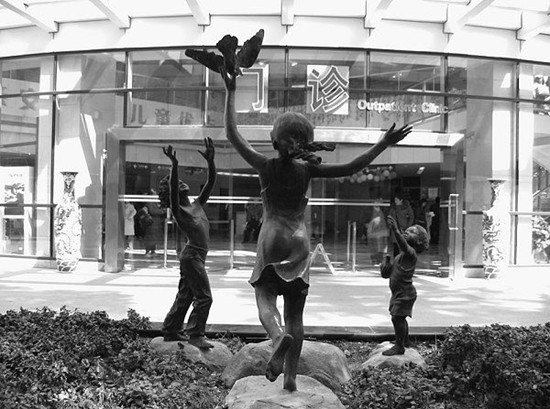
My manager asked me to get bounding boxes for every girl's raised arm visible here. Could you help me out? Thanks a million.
[309,123,412,178]
[222,68,267,170]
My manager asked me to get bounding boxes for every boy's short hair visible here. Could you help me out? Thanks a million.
[271,112,314,146]
[158,176,189,208]
[408,224,429,254]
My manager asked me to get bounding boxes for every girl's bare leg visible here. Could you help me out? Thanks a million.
[282,291,307,392]
[255,284,293,382]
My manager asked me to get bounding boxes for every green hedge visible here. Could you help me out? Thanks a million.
[338,323,550,409]
[1,308,549,409]
[0,307,225,408]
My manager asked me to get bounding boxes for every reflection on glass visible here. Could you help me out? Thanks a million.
[370,52,442,92]
[81,207,102,259]
[448,57,515,98]
[288,90,366,127]
[1,56,54,93]
[129,50,204,126]
[1,94,53,256]
[366,93,445,131]
[207,90,284,126]
[57,53,125,91]
[129,90,202,125]
[289,49,365,89]
[531,214,550,264]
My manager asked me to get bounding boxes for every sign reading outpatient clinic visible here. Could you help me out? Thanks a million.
[307,64,449,115]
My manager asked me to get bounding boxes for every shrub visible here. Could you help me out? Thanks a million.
[338,364,451,409]
[434,323,550,409]
[0,307,226,408]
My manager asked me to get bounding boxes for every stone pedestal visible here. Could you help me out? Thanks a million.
[149,337,232,372]
[54,171,82,272]
[225,375,345,409]
[361,341,426,370]
[221,339,350,391]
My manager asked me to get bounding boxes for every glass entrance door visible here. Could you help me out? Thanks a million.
[104,128,465,275]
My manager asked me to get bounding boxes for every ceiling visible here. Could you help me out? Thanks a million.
[0,0,549,40]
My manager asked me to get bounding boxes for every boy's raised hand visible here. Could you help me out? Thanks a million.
[386,215,397,231]
[198,137,215,162]
[381,123,412,145]
[162,145,178,163]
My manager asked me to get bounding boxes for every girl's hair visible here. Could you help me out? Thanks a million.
[408,224,429,254]
[271,112,314,145]
[271,112,336,164]
[158,176,189,208]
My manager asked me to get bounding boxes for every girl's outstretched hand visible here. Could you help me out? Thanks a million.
[198,137,215,161]
[381,123,413,145]
[162,145,177,163]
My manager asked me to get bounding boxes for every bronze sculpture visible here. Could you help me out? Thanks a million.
[187,30,412,390]
[159,138,217,349]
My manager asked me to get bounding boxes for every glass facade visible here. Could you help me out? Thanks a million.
[1,47,549,274]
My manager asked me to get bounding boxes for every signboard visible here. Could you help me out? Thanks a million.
[307,65,349,115]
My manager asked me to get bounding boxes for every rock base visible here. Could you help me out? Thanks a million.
[149,337,232,372]
[222,340,350,391]
[362,341,426,370]
[225,375,345,409]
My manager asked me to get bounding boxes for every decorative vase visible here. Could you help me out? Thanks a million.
[54,171,82,272]
[481,178,508,278]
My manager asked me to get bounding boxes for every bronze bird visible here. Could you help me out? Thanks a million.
[185,29,264,76]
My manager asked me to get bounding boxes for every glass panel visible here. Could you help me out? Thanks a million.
[129,89,203,125]
[288,90,366,127]
[522,63,550,112]
[123,140,232,269]
[365,93,446,131]
[0,205,51,256]
[448,57,515,98]
[516,100,550,265]
[129,49,204,126]
[55,92,123,259]
[57,52,125,91]
[207,48,285,126]
[1,95,53,256]
[528,214,550,265]
[206,90,285,126]
[81,206,102,259]
[288,49,365,89]
[370,52,442,92]
[1,56,54,94]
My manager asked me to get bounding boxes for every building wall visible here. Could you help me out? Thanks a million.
[1,15,550,271]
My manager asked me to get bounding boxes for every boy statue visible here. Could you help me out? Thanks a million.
[158,138,216,349]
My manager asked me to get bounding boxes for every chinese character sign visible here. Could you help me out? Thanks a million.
[307,65,349,115]
[236,65,269,113]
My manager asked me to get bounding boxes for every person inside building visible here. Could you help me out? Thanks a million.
[366,201,389,265]
[220,59,412,391]
[429,196,440,245]
[123,201,137,251]
[242,201,262,243]
[159,139,217,349]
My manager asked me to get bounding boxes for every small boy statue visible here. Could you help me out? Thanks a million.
[381,215,429,356]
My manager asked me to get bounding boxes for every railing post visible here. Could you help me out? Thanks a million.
[229,218,234,269]
[351,221,357,273]
[346,220,351,262]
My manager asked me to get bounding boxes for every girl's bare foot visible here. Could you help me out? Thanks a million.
[265,333,293,381]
